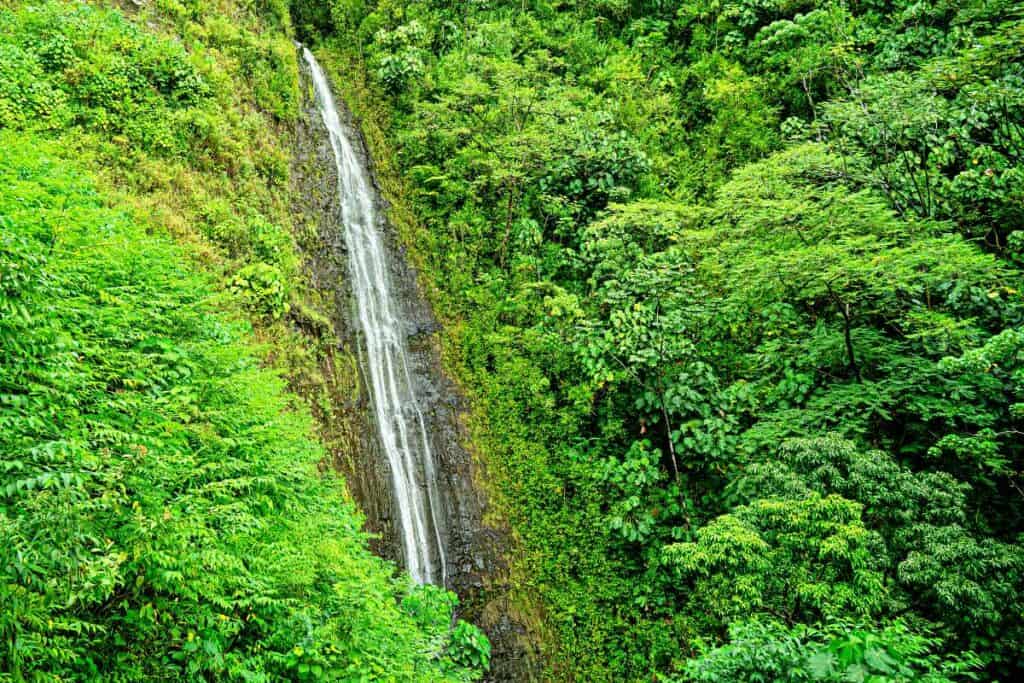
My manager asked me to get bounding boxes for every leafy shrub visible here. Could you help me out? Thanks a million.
[376,49,426,95]
[539,114,651,223]
[0,1,214,156]
[0,44,70,129]
[230,261,291,319]
[683,619,981,683]
[448,621,492,674]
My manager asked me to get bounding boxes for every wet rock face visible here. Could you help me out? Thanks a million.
[291,53,541,681]
[290,58,397,561]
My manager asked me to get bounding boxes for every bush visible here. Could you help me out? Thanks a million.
[0,44,70,129]
[230,261,291,319]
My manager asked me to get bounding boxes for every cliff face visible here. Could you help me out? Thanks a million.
[290,50,541,681]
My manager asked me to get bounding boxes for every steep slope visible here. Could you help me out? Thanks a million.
[0,129,476,681]
[0,0,488,679]
[294,49,537,680]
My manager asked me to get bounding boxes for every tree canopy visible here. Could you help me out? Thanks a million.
[295,0,1024,679]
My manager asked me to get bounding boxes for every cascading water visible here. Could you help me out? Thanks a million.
[302,47,447,586]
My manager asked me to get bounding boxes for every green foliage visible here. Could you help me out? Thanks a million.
[372,20,429,95]
[598,439,679,544]
[448,621,492,674]
[0,0,210,152]
[538,116,651,222]
[819,15,1024,243]
[0,43,70,129]
[0,131,479,681]
[665,495,887,626]
[208,0,1024,679]
[0,0,490,680]
[230,261,291,319]
[682,618,981,683]
[738,435,1024,663]
[0,2,309,329]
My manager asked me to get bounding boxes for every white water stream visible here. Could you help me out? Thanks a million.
[303,48,447,585]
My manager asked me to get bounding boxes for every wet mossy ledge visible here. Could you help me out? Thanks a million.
[0,0,489,679]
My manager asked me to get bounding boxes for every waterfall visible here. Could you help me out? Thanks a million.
[302,48,447,586]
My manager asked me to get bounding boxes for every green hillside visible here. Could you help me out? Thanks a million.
[3,0,1023,680]
[298,0,1024,680]
[0,1,486,680]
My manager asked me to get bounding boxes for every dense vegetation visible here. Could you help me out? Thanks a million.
[3,0,1022,679]
[0,0,487,680]
[296,0,1024,680]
